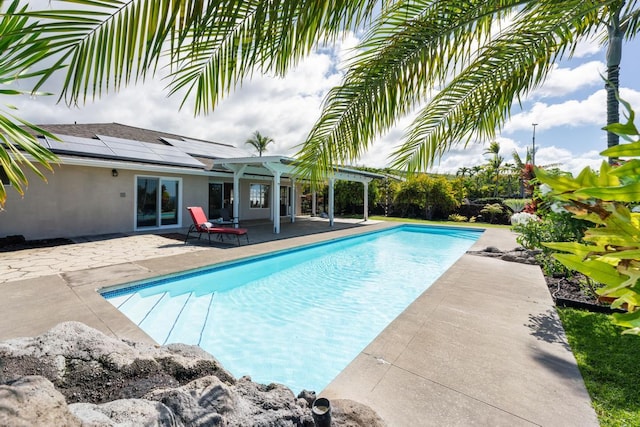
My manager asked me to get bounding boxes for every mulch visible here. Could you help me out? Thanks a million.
[0,236,74,252]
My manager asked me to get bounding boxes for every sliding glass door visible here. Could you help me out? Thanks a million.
[160,179,179,225]
[136,176,181,229]
[208,182,234,218]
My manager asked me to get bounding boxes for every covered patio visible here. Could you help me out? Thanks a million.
[209,156,383,233]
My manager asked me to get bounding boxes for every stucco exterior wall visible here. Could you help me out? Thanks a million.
[239,178,271,221]
[0,164,208,240]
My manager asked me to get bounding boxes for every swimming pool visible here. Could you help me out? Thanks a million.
[102,225,481,393]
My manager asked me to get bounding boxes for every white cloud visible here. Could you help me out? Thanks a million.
[572,36,604,58]
[528,61,605,99]
[536,146,602,175]
[504,87,640,133]
[425,142,602,177]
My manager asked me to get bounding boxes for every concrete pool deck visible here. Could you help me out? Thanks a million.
[0,219,598,426]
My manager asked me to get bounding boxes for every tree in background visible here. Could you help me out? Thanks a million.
[245,131,274,157]
[484,142,504,197]
[334,179,380,216]
[393,174,458,220]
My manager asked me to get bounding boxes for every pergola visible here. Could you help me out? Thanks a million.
[211,156,384,233]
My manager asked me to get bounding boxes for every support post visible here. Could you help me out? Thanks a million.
[273,171,281,233]
[328,178,335,227]
[363,181,369,221]
[290,179,296,223]
[226,164,247,228]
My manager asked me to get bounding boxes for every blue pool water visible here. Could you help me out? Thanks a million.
[103,225,481,393]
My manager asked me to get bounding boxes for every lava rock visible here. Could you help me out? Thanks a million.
[0,322,383,426]
[0,376,82,426]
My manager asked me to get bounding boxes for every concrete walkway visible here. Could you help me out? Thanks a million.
[0,221,598,426]
[322,228,598,426]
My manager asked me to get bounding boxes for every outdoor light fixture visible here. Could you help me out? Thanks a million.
[111,168,118,177]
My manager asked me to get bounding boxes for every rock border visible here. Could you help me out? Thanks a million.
[0,322,386,426]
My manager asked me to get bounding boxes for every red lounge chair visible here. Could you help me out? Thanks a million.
[185,206,249,246]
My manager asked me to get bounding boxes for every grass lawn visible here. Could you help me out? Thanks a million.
[368,215,511,229]
[558,308,640,426]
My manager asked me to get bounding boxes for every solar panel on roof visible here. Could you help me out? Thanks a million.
[162,137,253,159]
[40,134,205,168]
[43,135,115,157]
[97,135,205,168]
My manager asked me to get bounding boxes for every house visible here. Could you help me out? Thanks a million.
[0,123,379,240]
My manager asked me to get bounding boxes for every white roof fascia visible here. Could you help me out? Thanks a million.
[212,155,291,165]
[333,171,373,183]
[213,156,379,183]
[262,161,291,175]
[26,154,213,177]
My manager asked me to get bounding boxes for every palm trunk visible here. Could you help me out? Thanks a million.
[606,6,623,155]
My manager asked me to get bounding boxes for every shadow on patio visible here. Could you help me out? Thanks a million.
[175,216,381,248]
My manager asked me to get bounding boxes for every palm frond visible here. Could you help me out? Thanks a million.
[0,112,59,206]
[621,0,640,36]
[0,0,66,205]
[166,0,380,115]
[18,0,203,104]
[294,0,527,182]
[392,0,606,172]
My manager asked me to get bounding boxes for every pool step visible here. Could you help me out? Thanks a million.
[115,292,166,326]
[138,292,190,343]
[164,292,216,345]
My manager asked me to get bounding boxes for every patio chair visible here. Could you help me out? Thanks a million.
[185,206,249,246]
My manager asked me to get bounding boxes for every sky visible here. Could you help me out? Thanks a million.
[10,10,640,176]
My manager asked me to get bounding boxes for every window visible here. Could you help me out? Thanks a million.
[249,183,270,209]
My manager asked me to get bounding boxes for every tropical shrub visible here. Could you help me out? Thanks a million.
[449,177,469,204]
[504,198,531,213]
[513,209,588,250]
[480,203,503,224]
[512,209,587,278]
[334,179,380,215]
[512,181,590,279]
[448,213,468,222]
[536,98,640,335]
[393,174,458,219]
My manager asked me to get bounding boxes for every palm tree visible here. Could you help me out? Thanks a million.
[470,165,484,196]
[456,166,471,178]
[1,1,639,205]
[245,131,274,157]
[484,142,504,197]
[512,149,530,197]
